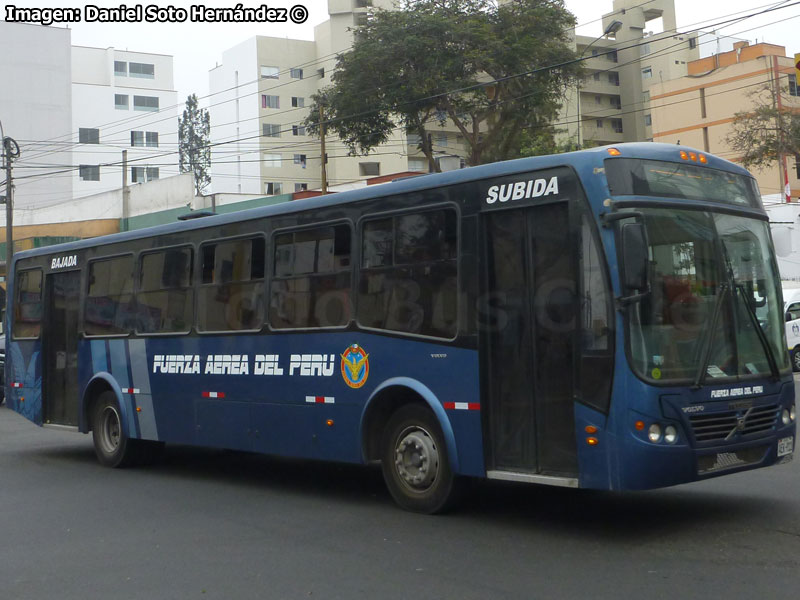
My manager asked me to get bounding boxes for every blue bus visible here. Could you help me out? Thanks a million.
[4,143,796,512]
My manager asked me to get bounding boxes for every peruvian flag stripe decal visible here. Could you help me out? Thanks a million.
[443,402,480,411]
[202,391,225,399]
[121,388,140,394]
[11,383,23,388]
[305,396,335,404]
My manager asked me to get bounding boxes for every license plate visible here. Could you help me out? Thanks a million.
[778,437,794,457]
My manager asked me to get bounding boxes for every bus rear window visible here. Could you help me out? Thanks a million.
[605,158,761,209]
[13,269,43,339]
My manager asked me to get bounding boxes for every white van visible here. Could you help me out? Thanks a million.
[783,283,800,371]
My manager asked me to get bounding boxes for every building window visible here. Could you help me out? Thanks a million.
[79,165,100,181]
[611,119,623,133]
[294,183,308,192]
[790,75,799,97]
[611,96,621,109]
[263,153,282,168]
[595,119,603,129]
[407,133,422,147]
[795,155,800,179]
[408,158,427,172]
[435,132,448,147]
[595,95,603,105]
[359,162,380,176]
[290,68,303,79]
[642,67,653,79]
[261,65,279,79]
[263,123,281,137]
[591,49,599,57]
[593,72,601,82]
[133,95,159,112]
[262,95,280,109]
[644,114,652,127]
[294,154,307,168]
[608,72,619,86]
[114,61,127,76]
[115,94,129,110]
[129,62,155,79]
[270,224,352,329]
[131,131,144,147]
[131,167,158,183]
[703,127,710,152]
[292,125,305,136]
[292,96,305,108]
[640,43,651,57]
[643,90,650,103]
[266,182,283,195]
[317,68,325,78]
[608,50,618,63]
[146,131,159,147]
[689,37,697,49]
[79,128,100,144]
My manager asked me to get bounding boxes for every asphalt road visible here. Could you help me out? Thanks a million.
[1,404,798,600]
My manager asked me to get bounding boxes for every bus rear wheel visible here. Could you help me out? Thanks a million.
[793,346,800,372]
[92,391,142,468]
[380,404,461,514]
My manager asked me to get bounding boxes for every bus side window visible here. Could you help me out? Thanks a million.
[269,224,352,329]
[358,209,458,339]
[85,256,135,336]
[137,248,194,334]
[197,237,266,332]
[13,269,43,339]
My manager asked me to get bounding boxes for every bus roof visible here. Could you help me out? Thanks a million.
[10,142,751,265]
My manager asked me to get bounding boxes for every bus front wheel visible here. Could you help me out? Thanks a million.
[793,346,800,372]
[92,391,141,468]
[380,404,461,514]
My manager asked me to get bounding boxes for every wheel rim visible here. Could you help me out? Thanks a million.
[98,406,121,455]
[393,425,439,492]
[794,350,800,370]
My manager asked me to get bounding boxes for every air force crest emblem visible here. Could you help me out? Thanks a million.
[341,344,369,389]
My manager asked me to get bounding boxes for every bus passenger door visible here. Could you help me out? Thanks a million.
[482,203,578,478]
[42,270,81,426]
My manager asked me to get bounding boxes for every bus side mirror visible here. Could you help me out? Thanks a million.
[621,222,648,291]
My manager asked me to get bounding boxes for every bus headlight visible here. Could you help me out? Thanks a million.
[664,425,678,444]
[783,408,794,426]
[648,424,662,443]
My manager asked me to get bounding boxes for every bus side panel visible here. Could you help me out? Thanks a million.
[572,403,611,489]
[75,333,485,475]
[5,340,43,426]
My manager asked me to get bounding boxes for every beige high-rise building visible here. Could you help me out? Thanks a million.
[649,42,800,200]
[560,0,699,147]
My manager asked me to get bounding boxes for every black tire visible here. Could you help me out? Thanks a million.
[91,391,142,468]
[380,404,462,514]
[793,346,800,372]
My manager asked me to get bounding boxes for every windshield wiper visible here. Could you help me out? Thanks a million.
[693,283,729,389]
[733,283,780,381]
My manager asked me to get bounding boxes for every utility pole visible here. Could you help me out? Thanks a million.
[122,150,130,230]
[1,120,19,268]
[319,103,327,195]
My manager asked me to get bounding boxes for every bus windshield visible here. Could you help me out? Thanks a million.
[628,208,790,384]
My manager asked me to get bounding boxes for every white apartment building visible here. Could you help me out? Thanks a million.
[560,0,700,147]
[208,0,415,195]
[0,22,73,209]
[0,22,179,209]
[72,46,178,199]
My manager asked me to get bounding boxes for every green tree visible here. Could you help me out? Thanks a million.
[305,0,581,171]
[178,93,211,196]
[725,84,800,170]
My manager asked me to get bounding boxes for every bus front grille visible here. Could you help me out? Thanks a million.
[688,404,780,443]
